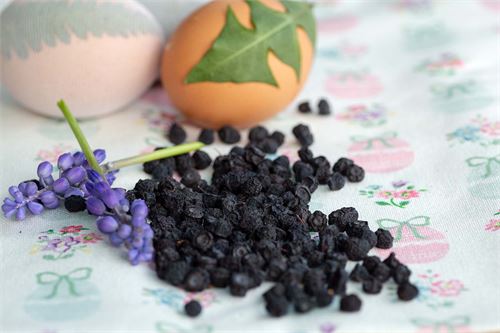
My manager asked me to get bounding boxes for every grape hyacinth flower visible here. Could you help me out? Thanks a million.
[2,149,116,221]
[85,170,153,265]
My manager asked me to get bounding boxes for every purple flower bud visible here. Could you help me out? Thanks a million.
[16,206,26,220]
[42,175,54,186]
[128,248,140,264]
[113,188,126,201]
[8,186,24,203]
[18,182,28,196]
[96,216,119,234]
[106,171,118,185]
[132,237,144,248]
[63,166,86,185]
[93,149,106,164]
[139,252,153,262]
[131,200,148,218]
[101,189,119,209]
[39,191,59,209]
[23,182,38,196]
[119,198,129,212]
[52,178,70,194]
[58,153,74,171]
[109,232,124,246]
[117,224,132,239]
[93,182,110,196]
[73,152,85,166]
[143,225,154,239]
[27,201,44,215]
[37,161,53,178]
[86,197,106,216]
[64,187,84,198]
[2,200,17,218]
[132,216,145,227]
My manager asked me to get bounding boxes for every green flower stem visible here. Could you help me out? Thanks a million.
[102,142,205,172]
[390,198,403,208]
[58,100,104,177]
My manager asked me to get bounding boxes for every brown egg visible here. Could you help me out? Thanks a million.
[161,0,315,129]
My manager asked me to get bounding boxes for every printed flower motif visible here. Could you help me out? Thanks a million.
[416,53,463,76]
[485,218,500,232]
[32,226,102,260]
[430,280,465,297]
[60,225,86,234]
[449,116,500,147]
[336,104,387,127]
[36,144,74,163]
[184,290,217,307]
[142,108,178,133]
[79,232,104,244]
[360,182,426,208]
[394,190,420,199]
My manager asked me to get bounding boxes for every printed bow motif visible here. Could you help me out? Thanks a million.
[411,316,470,333]
[376,216,430,242]
[466,154,500,178]
[431,81,477,100]
[351,131,397,150]
[36,267,92,299]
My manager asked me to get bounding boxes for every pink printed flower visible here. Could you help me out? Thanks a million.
[394,190,420,199]
[80,232,104,244]
[480,121,500,137]
[59,225,85,234]
[485,218,500,232]
[184,291,216,307]
[430,279,464,297]
[376,190,394,199]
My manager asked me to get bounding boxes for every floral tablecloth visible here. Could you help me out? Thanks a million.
[1,1,499,332]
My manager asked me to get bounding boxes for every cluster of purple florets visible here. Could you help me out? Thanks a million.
[2,149,152,265]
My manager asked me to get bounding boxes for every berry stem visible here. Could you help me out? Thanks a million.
[101,142,205,172]
[58,100,105,177]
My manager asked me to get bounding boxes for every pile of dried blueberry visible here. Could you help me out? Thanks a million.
[126,123,418,318]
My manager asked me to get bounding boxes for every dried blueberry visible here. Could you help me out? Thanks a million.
[218,125,241,144]
[168,123,187,144]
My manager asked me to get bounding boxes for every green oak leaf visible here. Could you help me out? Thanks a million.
[185,0,316,86]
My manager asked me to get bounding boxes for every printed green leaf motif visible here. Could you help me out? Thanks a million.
[0,0,161,59]
[185,0,316,86]
[375,201,391,206]
[400,201,410,207]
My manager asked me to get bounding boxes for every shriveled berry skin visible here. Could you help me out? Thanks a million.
[393,264,412,284]
[350,264,371,282]
[298,101,312,113]
[332,158,354,175]
[270,131,285,146]
[64,195,86,212]
[184,300,202,317]
[340,294,362,312]
[397,282,419,301]
[375,228,394,249]
[248,126,269,142]
[362,278,383,294]
[265,295,289,317]
[198,128,215,145]
[168,123,187,144]
[218,125,241,144]
[346,165,365,182]
[329,207,359,232]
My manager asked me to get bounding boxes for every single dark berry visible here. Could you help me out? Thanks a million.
[265,295,289,317]
[375,228,394,249]
[259,138,279,154]
[393,264,412,284]
[292,124,314,147]
[192,150,212,170]
[315,165,332,185]
[383,252,400,270]
[362,256,382,273]
[168,123,187,144]
[270,131,285,146]
[198,128,215,145]
[175,154,194,175]
[327,172,346,191]
[397,282,419,301]
[210,267,231,288]
[346,220,368,238]
[307,211,327,232]
[318,99,331,115]
[340,294,362,312]
[293,161,314,182]
[151,163,173,180]
[218,125,241,144]
[298,147,314,163]
[371,263,391,282]
[64,195,86,212]
[230,273,252,297]
[362,278,383,294]
[345,238,370,261]
[248,126,269,142]
[184,269,210,292]
[181,169,201,188]
[298,101,312,113]
[346,164,365,182]
[300,176,318,193]
[360,228,377,248]
[350,264,371,282]
[193,231,214,252]
[332,157,354,176]
[184,300,202,317]
[328,207,358,231]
